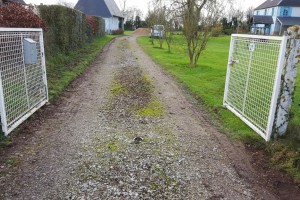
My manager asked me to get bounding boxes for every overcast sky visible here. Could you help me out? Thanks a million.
[25,0,264,17]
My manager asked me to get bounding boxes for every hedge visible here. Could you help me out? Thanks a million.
[0,4,105,58]
[0,3,46,28]
[38,5,105,57]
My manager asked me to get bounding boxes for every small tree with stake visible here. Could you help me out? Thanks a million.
[163,6,176,52]
[173,0,225,66]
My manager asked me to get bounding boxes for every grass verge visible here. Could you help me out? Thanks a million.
[46,35,115,100]
[137,35,300,183]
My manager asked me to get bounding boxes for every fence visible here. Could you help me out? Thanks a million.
[223,27,300,141]
[0,28,48,136]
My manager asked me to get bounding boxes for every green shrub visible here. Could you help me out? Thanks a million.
[211,25,223,37]
[223,28,234,35]
[38,5,105,57]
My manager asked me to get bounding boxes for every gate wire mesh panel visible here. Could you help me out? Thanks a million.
[224,35,284,140]
[0,28,48,135]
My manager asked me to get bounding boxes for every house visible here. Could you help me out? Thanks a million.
[75,0,124,33]
[251,0,300,35]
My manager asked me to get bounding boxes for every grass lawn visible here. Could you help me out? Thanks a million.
[137,35,300,182]
[46,35,115,100]
[124,30,134,36]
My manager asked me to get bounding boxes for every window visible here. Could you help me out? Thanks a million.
[272,8,274,16]
[283,8,288,16]
[281,7,291,16]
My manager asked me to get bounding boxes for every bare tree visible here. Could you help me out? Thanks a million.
[245,7,254,32]
[125,7,142,22]
[118,0,127,14]
[117,0,127,30]
[164,19,174,52]
[173,0,224,66]
[146,2,166,47]
[164,8,176,52]
[181,0,207,66]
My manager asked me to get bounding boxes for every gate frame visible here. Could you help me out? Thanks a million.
[0,28,48,136]
[223,34,289,141]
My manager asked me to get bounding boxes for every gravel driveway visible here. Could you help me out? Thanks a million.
[0,36,282,199]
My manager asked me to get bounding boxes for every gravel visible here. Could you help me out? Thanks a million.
[0,36,277,199]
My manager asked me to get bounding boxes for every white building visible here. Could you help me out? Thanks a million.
[75,0,124,33]
[251,0,300,35]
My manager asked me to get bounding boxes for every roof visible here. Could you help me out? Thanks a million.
[4,0,26,4]
[255,0,300,10]
[253,15,274,24]
[75,0,123,18]
[277,17,300,25]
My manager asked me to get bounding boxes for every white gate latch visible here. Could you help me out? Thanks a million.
[249,43,255,52]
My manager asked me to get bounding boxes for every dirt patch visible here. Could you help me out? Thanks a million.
[244,143,300,200]
[132,28,150,36]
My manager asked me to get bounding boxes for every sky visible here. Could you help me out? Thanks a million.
[25,0,264,17]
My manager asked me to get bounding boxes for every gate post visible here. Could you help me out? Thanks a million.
[274,26,300,136]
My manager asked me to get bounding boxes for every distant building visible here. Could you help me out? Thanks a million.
[251,0,300,35]
[75,0,124,33]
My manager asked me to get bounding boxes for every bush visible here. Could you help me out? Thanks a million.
[211,25,223,37]
[223,28,234,35]
[111,29,124,35]
[0,3,46,29]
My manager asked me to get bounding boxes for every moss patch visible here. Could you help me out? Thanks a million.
[110,81,129,97]
[4,157,21,167]
[136,99,164,117]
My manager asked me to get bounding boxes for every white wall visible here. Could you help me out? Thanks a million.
[274,7,279,16]
[104,17,120,33]
[255,8,271,16]
[291,7,300,17]
[270,24,275,34]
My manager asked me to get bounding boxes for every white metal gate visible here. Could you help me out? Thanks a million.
[223,34,288,141]
[0,28,48,136]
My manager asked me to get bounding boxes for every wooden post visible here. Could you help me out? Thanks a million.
[274,25,300,136]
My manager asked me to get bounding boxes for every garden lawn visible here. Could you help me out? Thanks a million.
[138,35,300,182]
[124,30,134,35]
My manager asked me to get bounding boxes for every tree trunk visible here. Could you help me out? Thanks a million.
[188,45,194,66]
[167,43,171,52]
[159,38,163,48]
